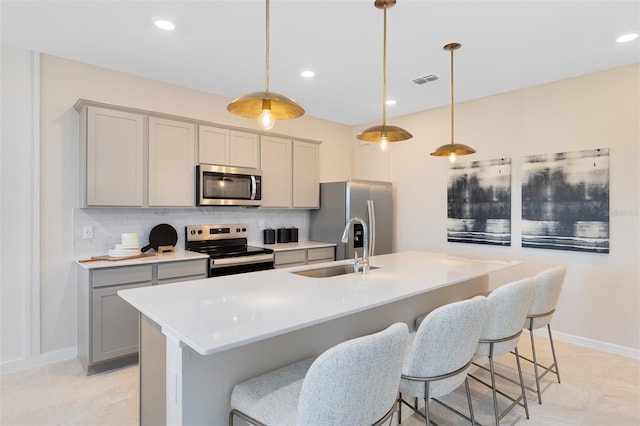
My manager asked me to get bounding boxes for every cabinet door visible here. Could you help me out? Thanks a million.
[198,125,230,165]
[148,117,196,206]
[292,141,320,208]
[260,136,292,208]
[92,281,151,363]
[229,131,259,169]
[86,107,144,206]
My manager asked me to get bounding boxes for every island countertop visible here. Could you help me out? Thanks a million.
[118,251,518,357]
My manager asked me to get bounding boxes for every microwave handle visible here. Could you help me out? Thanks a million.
[250,176,257,200]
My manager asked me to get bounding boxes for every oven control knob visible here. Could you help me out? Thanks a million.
[198,230,203,234]
[236,228,241,232]
[242,227,247,232]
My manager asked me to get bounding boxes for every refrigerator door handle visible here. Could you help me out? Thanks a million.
[367,199,376,256]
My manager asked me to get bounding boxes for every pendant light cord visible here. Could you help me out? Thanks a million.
[265,0,270,92]
[382,5,388,126]
[450,47,455,144]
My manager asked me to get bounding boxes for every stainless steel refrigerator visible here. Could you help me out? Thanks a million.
[309,180,393,260]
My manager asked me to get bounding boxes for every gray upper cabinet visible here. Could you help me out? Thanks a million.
[75,100,320,209]
[261,137,320,209]
[82,106,145,206]
[148,117,196,207]
[292,141,319,208]
[260,136,292,208]
[198,125,259,169]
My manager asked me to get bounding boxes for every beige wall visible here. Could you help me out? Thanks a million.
[353,64,640,351]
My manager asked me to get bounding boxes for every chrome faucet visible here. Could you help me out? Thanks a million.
[341,217,369,273]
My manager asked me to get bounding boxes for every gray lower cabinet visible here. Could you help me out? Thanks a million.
[78,259,207,374]
[92,281,150,363]
[157,260,208,285]
[274,246,335,268]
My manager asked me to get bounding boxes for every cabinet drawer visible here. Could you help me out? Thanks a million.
[157,260,208,280]
[92,265,152,288]
[307,247,335,262]
[275,250,306,267]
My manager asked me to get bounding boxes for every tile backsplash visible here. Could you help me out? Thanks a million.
[73,207,310,257]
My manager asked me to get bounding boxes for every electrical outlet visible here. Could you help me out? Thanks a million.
[82,226,93,239]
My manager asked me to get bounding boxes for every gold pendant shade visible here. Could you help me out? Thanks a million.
[430,142,477,156]
[227,91,304,120]
[357,0,412,147]
[227,0,304,129]
[430,42,476,160]
[357,124,413,142]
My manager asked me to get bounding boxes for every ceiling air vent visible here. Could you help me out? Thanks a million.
[412,74,439,85]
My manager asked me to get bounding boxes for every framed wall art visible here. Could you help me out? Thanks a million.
[521,148,609,253]
[447,158,511,246]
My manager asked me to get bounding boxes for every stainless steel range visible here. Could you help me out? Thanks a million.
[185,224,274,277]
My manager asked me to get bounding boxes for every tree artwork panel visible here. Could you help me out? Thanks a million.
[521,148,609,253]
[447,158,511,246]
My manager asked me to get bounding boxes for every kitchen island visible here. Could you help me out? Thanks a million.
[118,251,519,425]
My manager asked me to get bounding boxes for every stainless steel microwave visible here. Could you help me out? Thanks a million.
[196,165,262,207]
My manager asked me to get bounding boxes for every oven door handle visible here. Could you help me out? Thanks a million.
[210,254,274,268]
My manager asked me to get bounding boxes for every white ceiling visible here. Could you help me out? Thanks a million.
[2,1,639,126]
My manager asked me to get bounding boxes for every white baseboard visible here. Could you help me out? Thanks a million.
[535,329,640,360]
[0,347,77,375]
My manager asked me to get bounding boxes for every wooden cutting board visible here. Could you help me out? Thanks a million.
[78,253,156,263]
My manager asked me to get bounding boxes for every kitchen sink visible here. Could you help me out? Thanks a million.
[291,263,380,278]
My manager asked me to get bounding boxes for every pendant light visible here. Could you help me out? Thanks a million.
[227,0,304,130]
[430,42,476,162]
[357,0,412,151]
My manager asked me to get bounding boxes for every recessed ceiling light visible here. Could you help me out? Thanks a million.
[616,33,638,43]
[155,19,175,31]
[300,70,315,78]
[386,100,397,106]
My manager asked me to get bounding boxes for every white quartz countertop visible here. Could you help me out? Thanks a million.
[118,251,518,356]
[251,241,336,252]
[75,250,209,269]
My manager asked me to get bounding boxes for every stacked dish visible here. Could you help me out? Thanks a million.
[108,233,141,257]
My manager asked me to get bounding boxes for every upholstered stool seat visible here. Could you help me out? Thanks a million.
[229,322,409,426]
[231,358,314,425]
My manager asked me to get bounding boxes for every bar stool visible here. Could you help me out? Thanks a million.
[469,277,535,425]
[229,322,409,426]
[398,296,488,425]
[519,265,566,404]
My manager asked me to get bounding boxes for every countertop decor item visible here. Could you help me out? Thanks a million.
[276,227,289,243]
[78,253,155,263]
[430,42,477,162]
[263,228,276,244]
[141,224,178,253]
[226,0,304,130]
[356,0,412,151]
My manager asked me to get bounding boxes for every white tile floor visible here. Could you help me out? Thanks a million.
[1,336,639,425]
